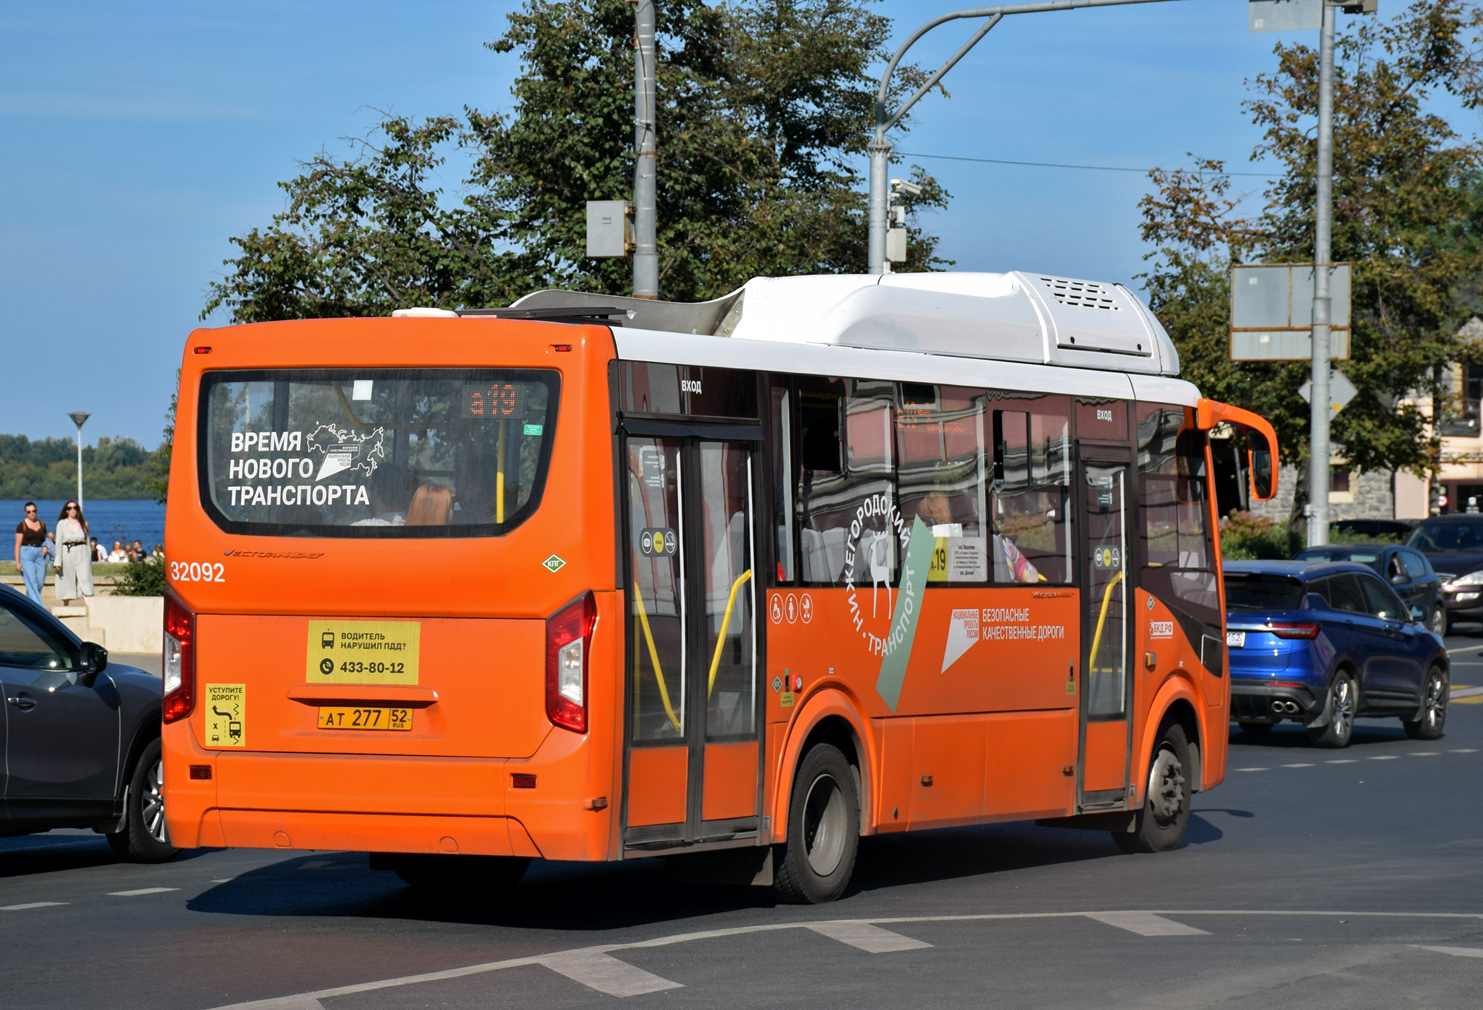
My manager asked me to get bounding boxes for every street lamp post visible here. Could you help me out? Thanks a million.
[1306,2,1337,546]
[68,412,90,513]
[869,0,1186,275]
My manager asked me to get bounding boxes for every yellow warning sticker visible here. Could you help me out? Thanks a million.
[307,620,420,684]
[204,684,246,748]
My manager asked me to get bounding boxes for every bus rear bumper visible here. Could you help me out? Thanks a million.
[163,722,611,860]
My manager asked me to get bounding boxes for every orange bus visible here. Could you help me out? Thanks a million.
[162,271,1277,902]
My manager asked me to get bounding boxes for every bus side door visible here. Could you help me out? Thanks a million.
[620,430,762,849]
[1078,453,1135,808]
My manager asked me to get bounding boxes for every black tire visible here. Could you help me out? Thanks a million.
[773,744,859,904]
[1237,720,1274,736]
[1111,721,1191,854]
[1427,605,1447,638]
[1308,670,1357,749]
[387,854,530,891]
[1404,664,1448,740]
[106,737,179,863]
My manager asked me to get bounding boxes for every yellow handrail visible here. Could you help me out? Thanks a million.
[1087,569,1124,674]
[707,569,753,697]
[632,588,682,731]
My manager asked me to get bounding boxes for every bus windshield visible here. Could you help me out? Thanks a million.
[200,369,559,537]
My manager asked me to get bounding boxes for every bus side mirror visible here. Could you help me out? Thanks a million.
[1247,429,1277,501]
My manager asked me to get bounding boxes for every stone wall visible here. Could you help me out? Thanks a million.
[1247,464,1396,522]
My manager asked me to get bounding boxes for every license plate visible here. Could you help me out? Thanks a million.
[1226,631,1246,649]
[317,706,412,731]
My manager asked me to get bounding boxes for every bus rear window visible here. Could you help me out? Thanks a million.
[199,369,559,537]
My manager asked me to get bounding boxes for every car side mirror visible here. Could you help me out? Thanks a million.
[1409,605,1427,624]
[77,641,108,685]
[1390,572,1409,586]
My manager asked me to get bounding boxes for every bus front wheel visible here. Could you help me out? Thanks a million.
[773,744,859,904]
[1112,722,1191,854]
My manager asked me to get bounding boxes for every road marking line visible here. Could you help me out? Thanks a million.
[1083,911,1210,936]
[201,910,1483,1010]
[1282,763,1314,768]
[1451,748,1479,753]
[1450,686,1483,699]
[211,878,236,883]
[1,902,67,911]
[107,887,179,897]
[1326,759,1358,764]
[1367,756,1399,761]
[1417,945,1483,959]
[538,950,683,996]
[806,921,933,952]
[1234,767,1269,772]
[1410,752,1440,757]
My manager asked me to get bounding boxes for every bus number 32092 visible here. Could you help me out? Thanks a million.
[170,561,225,582]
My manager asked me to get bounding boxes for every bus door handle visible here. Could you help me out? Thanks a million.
[286,684,440,708]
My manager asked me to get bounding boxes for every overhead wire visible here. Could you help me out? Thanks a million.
[896,150,1279,178]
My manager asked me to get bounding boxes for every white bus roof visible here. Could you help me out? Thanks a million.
[507,271,1181,378]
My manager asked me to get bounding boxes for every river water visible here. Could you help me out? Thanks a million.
[3,499,166,560]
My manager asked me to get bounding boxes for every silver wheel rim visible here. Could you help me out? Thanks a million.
[801,773,848,877]
[1332,677,1355,740]
[1429,608,1445,636]
[142,758,169,844]
[1147,745,1185,826]
[1423,671,1447,731]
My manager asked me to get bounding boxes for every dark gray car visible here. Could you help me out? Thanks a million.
[0,585,176,861]
[1292,543,1445,636]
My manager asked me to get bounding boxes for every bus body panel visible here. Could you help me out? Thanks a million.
[162,318,622,857]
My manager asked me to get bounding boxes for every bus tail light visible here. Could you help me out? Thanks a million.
[1269,621,1320,639]
[547,592,596,733]
[163,589,196,723]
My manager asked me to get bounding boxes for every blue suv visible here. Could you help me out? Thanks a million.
[1223,560,1449,747]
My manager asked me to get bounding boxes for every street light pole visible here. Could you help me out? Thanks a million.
[1307,2,1336,547]
[68,412,90,513]
[633,0,658,299]
[869,0,1187,275]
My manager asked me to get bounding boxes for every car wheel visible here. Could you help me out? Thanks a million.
[1307,670,1357,749]
[773,744,859,903]
[106,737,180,863]
[1427,606,1447,636]
[1404,664,1448,740]
[1112,721,1192,854]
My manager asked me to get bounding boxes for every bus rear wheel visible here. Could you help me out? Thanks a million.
[1112,722,1191,854]
[774,744,859,904]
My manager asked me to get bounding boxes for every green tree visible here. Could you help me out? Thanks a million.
[203,0,949,322]
[0,434,162,499]
[148,370,179,504]
[1138,0,1483,518]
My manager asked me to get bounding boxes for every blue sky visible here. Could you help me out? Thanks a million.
[0,1,1413,448]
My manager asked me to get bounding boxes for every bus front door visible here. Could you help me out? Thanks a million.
[622,435,761,849]
[1077,456,1134,809]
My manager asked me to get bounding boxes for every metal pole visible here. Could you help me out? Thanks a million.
[68,412,90,514]
[866,0,1186,274]
[633,0,658,298]
[1307,2,1335,547]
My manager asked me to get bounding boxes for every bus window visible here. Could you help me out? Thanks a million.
[201,370,558,537]
[991,395,1073,584]
[770,383,796,583]
[627,437,686,742]
[699,442,756,739]
[1138,405,1221,637]
[898,384,989,584]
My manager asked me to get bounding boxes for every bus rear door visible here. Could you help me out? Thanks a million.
[620,425,762,850]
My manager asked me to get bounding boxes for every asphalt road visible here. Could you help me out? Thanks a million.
[6,638,1483,1009]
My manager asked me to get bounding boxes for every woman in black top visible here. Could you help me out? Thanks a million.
[13,502,50,602]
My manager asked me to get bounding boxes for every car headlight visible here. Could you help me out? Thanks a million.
[1450,570,1483,587]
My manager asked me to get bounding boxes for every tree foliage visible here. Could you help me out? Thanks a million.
[1139,0,1483,493]
[0,435,161,499]
[203,0,949,322]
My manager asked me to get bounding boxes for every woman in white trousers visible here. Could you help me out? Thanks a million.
[53,500,94,605]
